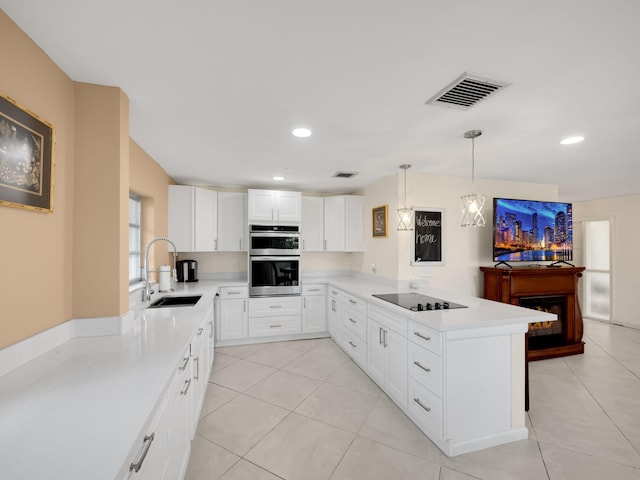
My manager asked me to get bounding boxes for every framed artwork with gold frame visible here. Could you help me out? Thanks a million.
[372,205,388,238]
[0,92,55,212]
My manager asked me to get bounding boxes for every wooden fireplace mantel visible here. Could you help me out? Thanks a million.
[480,266,585,361]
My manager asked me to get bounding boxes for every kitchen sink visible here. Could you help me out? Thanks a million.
[147,295,202,308]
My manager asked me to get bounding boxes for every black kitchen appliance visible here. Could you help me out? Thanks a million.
[176,259,198,282]
[372,292,467,311]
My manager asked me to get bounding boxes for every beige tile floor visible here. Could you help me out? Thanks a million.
[186,320,640,480]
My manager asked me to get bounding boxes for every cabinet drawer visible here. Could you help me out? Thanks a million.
[249,296,302,317]
[302,284,326,295]
[342,305,366,341]
[407,377,443,441]
[341,328,366,366]
[368,304,407,337]
[342,292,367,315]
[408,341,443,397]
[249,315,301,337]
[408,320,442,356]
[328,287,343,300]
[219,286,248,299]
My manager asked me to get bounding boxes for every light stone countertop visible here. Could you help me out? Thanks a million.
[0,275,553,480]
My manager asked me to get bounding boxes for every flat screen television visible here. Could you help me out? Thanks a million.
[493,198,573,264]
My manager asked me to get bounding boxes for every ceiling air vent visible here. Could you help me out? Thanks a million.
[426,72,510,111]
[333,171,358,178]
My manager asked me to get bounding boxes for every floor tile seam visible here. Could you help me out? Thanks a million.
[534,438,552,480]
[291,406,369,436]
[193,432,245,467]
[238,409,295,460]
[326,434,358,480]
[437,465,484,480]
[561,357,640,458]
[235,458,287,479]
[535,438,640,471]
[580,334,640,381]
[322,376,383,399]
[353,432,444,466]
[242,377,324,412]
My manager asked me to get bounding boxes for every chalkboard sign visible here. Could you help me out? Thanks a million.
[411,208,444,265]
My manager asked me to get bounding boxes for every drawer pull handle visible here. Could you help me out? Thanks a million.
[227,291,241,295]
[349,317,356,324]
[309,288,320,292]
[269,305,282,309]
[269,324,282,328]
[181,378,192,395]
[349,299,357,304]
[178,356,189,371]
[348,341,357,348]
[413,361,431,373]
[196,327,204,336]
[194,356,199,380]
[413,331,431,342]
[414,397,431,412]
[129,433,155,472]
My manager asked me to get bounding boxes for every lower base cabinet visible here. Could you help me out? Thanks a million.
[168,347,192,480]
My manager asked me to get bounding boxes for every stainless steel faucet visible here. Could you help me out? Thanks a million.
[143,237,178,302]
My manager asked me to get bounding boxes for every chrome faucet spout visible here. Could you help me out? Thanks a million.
[143,237,178,302]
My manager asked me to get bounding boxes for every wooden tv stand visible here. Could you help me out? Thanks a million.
[480,266,585,361]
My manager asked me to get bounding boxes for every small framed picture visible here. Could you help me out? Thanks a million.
[0,92,55,212]
[372,205,388,238]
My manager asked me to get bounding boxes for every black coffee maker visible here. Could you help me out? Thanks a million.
[176,259,198,282]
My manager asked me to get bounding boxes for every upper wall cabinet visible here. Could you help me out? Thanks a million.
[303,195,364,252]
[168,185,217,252]
[217,192,247,252]
[248,189,302,224]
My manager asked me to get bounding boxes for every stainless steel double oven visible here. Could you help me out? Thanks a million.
[248,225,300,297]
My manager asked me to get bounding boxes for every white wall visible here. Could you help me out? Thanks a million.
[573,195,640,328]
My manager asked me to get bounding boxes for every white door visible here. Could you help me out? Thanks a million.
[219,299,248,340]
[194,188,217,251]
[276,191,302,222]
[324,196,346,251]
[218,192,247,251]
[366,319,386,387]
[302,294,327,333]
[582,219,611,322]
[301,196,324,251]
[248,189,275,222]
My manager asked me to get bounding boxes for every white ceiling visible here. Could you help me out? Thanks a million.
[2,1,639,201]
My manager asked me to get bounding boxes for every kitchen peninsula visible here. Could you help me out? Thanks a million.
[0,275,554,479]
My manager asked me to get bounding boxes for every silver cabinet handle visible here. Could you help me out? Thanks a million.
[243,300,246,312]
[303,297,307,308]
[239,239,242,250]
[269,324,282,328]
[269,305,282,309]
[196,327,204,336]
[348,341,356,348]
[303,239,305,250]
[227,291,241,295]
[379,327,383,345]
[383,329,387,348]
[349,317,356,324]
[194,356,199,380]
[178,356,189,371]
[331,290,338,295]
[414,397,431,412]
[331,299,336,312]
[272,208,275,220]
[324,239,327,251]
[413,361,431,373]
[129,433,155,472]
[309,288,320,292]
[181,378,192,395]
[215,238,218,250]
[209,321,214,338]
[349,299,357,305]
[413,331,431,342]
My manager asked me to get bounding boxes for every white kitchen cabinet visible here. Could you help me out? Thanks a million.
[302,284,327,333]
[218,286,249,341]
[367,305,408,409]
[168,185,217,252]
[124,392,170,480]
[190,312,212,438]
[301,196,324,251]
[166,347,192,480]
[327,287,343,342]
[322,195,364,252]
[248,189,301,223]
[249,296,302,337]
[217,192,247,251]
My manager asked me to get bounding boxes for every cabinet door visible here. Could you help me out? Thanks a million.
[248,189,275,222]
[327,295,343,341]
[168,185,195,252]
[301,196,324,251]
[218,192,247,251]
[168,354,192,480]
[345,195,364,252]
[219,298,248,340]
[385,328,408,408]
[190,323,209,438]
[323,196,346,251]
[276,191,302,222]
[302,294,327,333]
[366,319,386,387]
[194,188,217,251]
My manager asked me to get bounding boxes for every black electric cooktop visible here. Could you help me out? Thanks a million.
[372,292,467,312]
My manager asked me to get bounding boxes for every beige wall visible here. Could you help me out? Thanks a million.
[573,195,640,328]
[0,11,75,349]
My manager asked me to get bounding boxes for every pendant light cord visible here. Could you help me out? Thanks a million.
[471,137,476,194]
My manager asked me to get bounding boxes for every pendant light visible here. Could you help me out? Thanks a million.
[460,130,486,227]
[397,164,414,231]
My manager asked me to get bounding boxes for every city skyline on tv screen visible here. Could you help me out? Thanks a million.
[493,198,573,263]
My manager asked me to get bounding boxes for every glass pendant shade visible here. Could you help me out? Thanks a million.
[460,130,486,227]
[397,164,413,231]
[397,207,414,231]
[461,193,486,227]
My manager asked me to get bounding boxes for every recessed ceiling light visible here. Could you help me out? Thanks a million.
[292,127,311,138]
[273,176,284,181]
[560,136,584,145]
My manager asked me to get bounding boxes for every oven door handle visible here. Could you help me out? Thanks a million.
[249,256,300,261]
[249,232,300,238]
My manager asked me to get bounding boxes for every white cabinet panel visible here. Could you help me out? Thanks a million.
[323,196,345,251]
[217,192,247,251]
[301,196,324,251]
[276,191,302,222]
[345,195,364,252]
[248,189,301,223]
[195,187,217,252]
[219,290,248,341]
[168,185,217,252]
[303,293,327,333]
